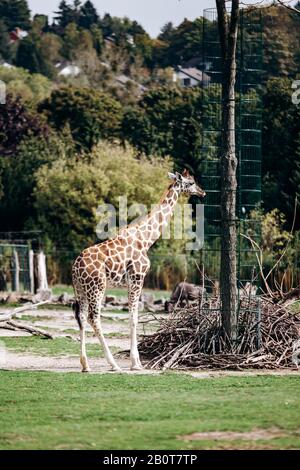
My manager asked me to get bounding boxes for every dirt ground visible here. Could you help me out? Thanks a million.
[0,305,299,377]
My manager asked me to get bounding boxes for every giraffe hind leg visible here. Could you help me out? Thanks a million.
[128,275,145,370]
[87,289,121,372]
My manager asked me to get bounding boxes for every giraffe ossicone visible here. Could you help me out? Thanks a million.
[72,169,205,372]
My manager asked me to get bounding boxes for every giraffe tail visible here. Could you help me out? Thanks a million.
[72,300,82,330]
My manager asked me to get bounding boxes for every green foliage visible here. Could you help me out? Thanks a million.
[54,0,81,28]
[31,14,48,33]
[0,131,75,231]
[122,86,203,171]
[261,209,292,254]
[0,65,53,107]
[90,24,103,54]
[61,22,94,60]
[154,18,204,68]
[262,78,300,226]
[0,0,31,31]
[262,6,300,78]
[79,0,99,29]
[33,142,172,254]
[39,86,123,150]
[251,208,293,268]
[0,19,12,61]
[38,32,63,65]
[0,94,49,157]
[15,33,58,79]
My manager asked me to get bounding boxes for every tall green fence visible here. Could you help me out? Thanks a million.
[200,8,263,290]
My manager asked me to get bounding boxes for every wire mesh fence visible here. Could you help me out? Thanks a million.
[200,8,263,337]
[0,243,31,292]
[0,232,40,293]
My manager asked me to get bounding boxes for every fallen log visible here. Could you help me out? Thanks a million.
[0,301,53,339]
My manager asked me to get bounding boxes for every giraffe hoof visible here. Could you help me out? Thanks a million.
[131,364,144,371]
[81,368,91,373]
[111,365,122,372]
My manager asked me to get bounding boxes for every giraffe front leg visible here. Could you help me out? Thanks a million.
[128,278,144,371]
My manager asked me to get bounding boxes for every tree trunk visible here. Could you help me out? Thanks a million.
[216,0,239,340]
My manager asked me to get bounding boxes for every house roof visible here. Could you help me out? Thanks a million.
[9,28,28,42]
[58,65,81,77]
[115,74,147,93]
[177,67,210,83]
[0,62,15,69]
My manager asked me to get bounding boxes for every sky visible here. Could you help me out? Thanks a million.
[27,0,216,37]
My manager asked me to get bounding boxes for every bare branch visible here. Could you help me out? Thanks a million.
[276,0,300,15]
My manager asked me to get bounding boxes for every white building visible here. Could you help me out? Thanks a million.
[173,66,210,88]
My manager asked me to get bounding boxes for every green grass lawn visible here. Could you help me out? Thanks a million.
[0,372,299,450]
[290,300,300,313]
[1,336,111,358]
[52,284,170,299]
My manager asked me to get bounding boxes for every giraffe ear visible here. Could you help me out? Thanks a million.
[182,168,190,177]
[168,172,176,180]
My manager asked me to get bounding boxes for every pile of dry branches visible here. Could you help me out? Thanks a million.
[138,296,300,370]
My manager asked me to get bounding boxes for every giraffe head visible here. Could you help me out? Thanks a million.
[168,169,206,198]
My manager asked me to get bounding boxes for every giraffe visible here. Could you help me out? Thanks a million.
[72,169,206,372]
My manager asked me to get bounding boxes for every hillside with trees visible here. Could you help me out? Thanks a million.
[0,0,299,286]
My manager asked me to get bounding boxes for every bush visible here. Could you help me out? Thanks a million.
[0,65,53,108]
[0,131,76,231]
[33,142,172,255]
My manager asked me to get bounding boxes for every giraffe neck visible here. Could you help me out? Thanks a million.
[135,181,181,249]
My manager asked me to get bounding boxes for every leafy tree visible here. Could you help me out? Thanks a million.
[79,0,99,29]
[250,208,295,273]
[0,0,31,31]
[90,24,103,54]
[54,1,72,28]
[61,22,93,59]
[262,78,300,227]
[32,14,49,33]
[54,0,82,28]
[153,18,204,67]
[16,36,40,72]
[99,13,146,44]
[134,34,154,66]
[262,6,300,78]
[127,20,146,37]
[0,132,74,231]
[0,94,49,156]
[0,65,53,107]
[33,142,171,253]
[158,22,175,42]
[122,86,203,171]
[39,33,63,65]
[15,33,58,79]
[99,13,114,37]
[39,86,123,150]
[0,19,11,61]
